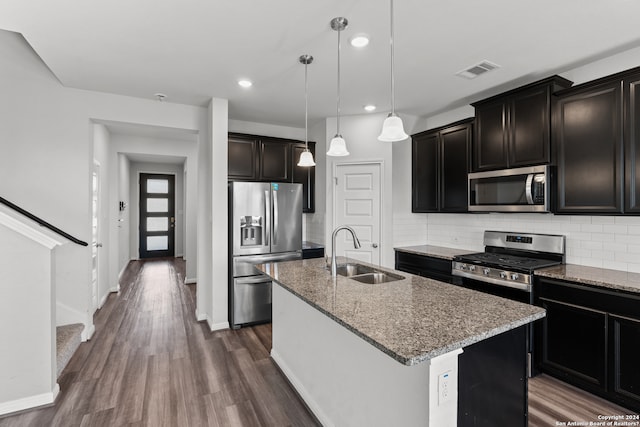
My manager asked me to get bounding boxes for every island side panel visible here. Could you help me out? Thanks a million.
[271,283,461,427]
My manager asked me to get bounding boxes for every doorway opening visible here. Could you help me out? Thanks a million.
[139,173,175,258]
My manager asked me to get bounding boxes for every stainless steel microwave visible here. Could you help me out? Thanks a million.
[468,165,551,212]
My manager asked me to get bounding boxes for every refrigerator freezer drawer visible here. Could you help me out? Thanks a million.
[233,275,272,327]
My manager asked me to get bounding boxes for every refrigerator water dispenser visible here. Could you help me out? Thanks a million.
[240,215,263,246]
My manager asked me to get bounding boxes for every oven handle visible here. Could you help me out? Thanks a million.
[451,269,532,292]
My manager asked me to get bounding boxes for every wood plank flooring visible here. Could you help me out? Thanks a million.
[1,257,636,426]
[0,258,319,427]
[529,374,638,427]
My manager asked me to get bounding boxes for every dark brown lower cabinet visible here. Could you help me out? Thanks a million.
[536,277,640,412]
[394,250,454,283]
[612,315,640,405]
[539,298,607,390]
[458,326,528,427]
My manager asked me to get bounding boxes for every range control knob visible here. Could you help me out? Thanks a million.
[500,271,508,279]
[511,273,519,281]
[460,263,467,271]
[483,268,490,275]
[469,265,476,272]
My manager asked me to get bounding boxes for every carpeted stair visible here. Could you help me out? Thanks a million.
[56,323,84,378]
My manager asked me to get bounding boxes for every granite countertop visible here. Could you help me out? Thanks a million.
[257,257,545,366]
[394,244,477,260]
[535,264,640,295]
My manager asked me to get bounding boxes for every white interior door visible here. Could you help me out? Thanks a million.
[334,163,381,265]
[91,161,101,311]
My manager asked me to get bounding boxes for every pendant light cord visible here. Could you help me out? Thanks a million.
[336,25,342,135]
[304,60,309,149]
[390,0,396,115]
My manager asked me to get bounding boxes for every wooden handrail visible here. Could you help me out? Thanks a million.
[0,196,88,246]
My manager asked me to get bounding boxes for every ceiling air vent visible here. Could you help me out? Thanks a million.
[456,61,500,79]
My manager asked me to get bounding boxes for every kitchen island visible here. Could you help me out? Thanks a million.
[257,258,546,427]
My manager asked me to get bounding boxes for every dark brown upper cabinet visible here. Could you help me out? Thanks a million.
[554,66,640,215]
[472,76,573,172]
[260,138,290,181]
[228,133,316,213]
[554,80,624,214]
[625,73,640,213]
[228,134,259,180]
[412,119,472,213]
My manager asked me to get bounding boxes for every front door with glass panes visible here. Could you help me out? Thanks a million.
[139,173,175,258]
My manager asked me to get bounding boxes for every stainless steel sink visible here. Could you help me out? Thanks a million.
[350,271,405,284]
[332,263,405,284]
[335,263,376,277]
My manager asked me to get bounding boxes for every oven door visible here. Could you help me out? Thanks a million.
[468,165,550,212]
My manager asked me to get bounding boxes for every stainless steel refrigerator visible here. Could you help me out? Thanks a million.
[229,181,302,328]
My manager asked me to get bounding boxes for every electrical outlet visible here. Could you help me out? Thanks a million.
[438,370,452,405]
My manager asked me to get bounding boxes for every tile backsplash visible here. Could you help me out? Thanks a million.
[394,213,640,274]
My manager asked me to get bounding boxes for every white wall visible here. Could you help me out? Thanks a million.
[229,119,305,141]
[0,30,216,335]
[117,153,131,274]
[206,98,230,330]
[128,161,185,256]
[323,113,417,269]
[0,208,66,415]
[391,44,640,274]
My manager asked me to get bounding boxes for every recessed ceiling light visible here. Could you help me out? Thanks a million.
[350,34,370,48]
[238,79,253,88]
[364,104,376,112]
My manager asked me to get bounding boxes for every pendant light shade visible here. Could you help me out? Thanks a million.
[297,54,316,167]
[327,17,350,157]
[327,135,349,156]
[297,149,316,166]
[378,113,408,142]
[378,0,408,142]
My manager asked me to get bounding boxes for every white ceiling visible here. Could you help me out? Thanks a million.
[2,0,640,128]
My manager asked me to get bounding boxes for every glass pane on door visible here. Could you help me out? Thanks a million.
[147,236,168,251]
[147,217,169,232]
[147,198,168,212]
[147,179,169,194]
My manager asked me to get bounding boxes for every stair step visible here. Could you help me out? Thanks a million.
[56,323,84,378]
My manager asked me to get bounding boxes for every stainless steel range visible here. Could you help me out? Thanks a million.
[452,230,565,297]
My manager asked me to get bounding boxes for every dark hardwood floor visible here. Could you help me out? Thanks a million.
[0,258,319,427]
[1,258,636,426]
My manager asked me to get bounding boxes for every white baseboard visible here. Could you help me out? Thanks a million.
[185,277,197,285]
[98,287,118,309]
[208,320,229,332]
[82,323,95,341]
[271,349,332,427]
[0,383,59,416]
[195,309,207,322]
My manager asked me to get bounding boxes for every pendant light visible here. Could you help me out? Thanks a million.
[297,54,316,167]
[378,0,408,142]
[326,17,350,157]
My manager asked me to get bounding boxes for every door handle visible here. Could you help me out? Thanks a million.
[273,190,278,245]
[372,243,378,248]
[95,243,103,248]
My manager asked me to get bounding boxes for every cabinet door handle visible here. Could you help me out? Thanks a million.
[372,243,378,248]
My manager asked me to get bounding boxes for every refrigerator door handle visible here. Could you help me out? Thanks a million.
[264,189,270,246]
[273,189,279,245]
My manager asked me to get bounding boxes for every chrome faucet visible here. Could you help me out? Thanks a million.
[330,225,362,278]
